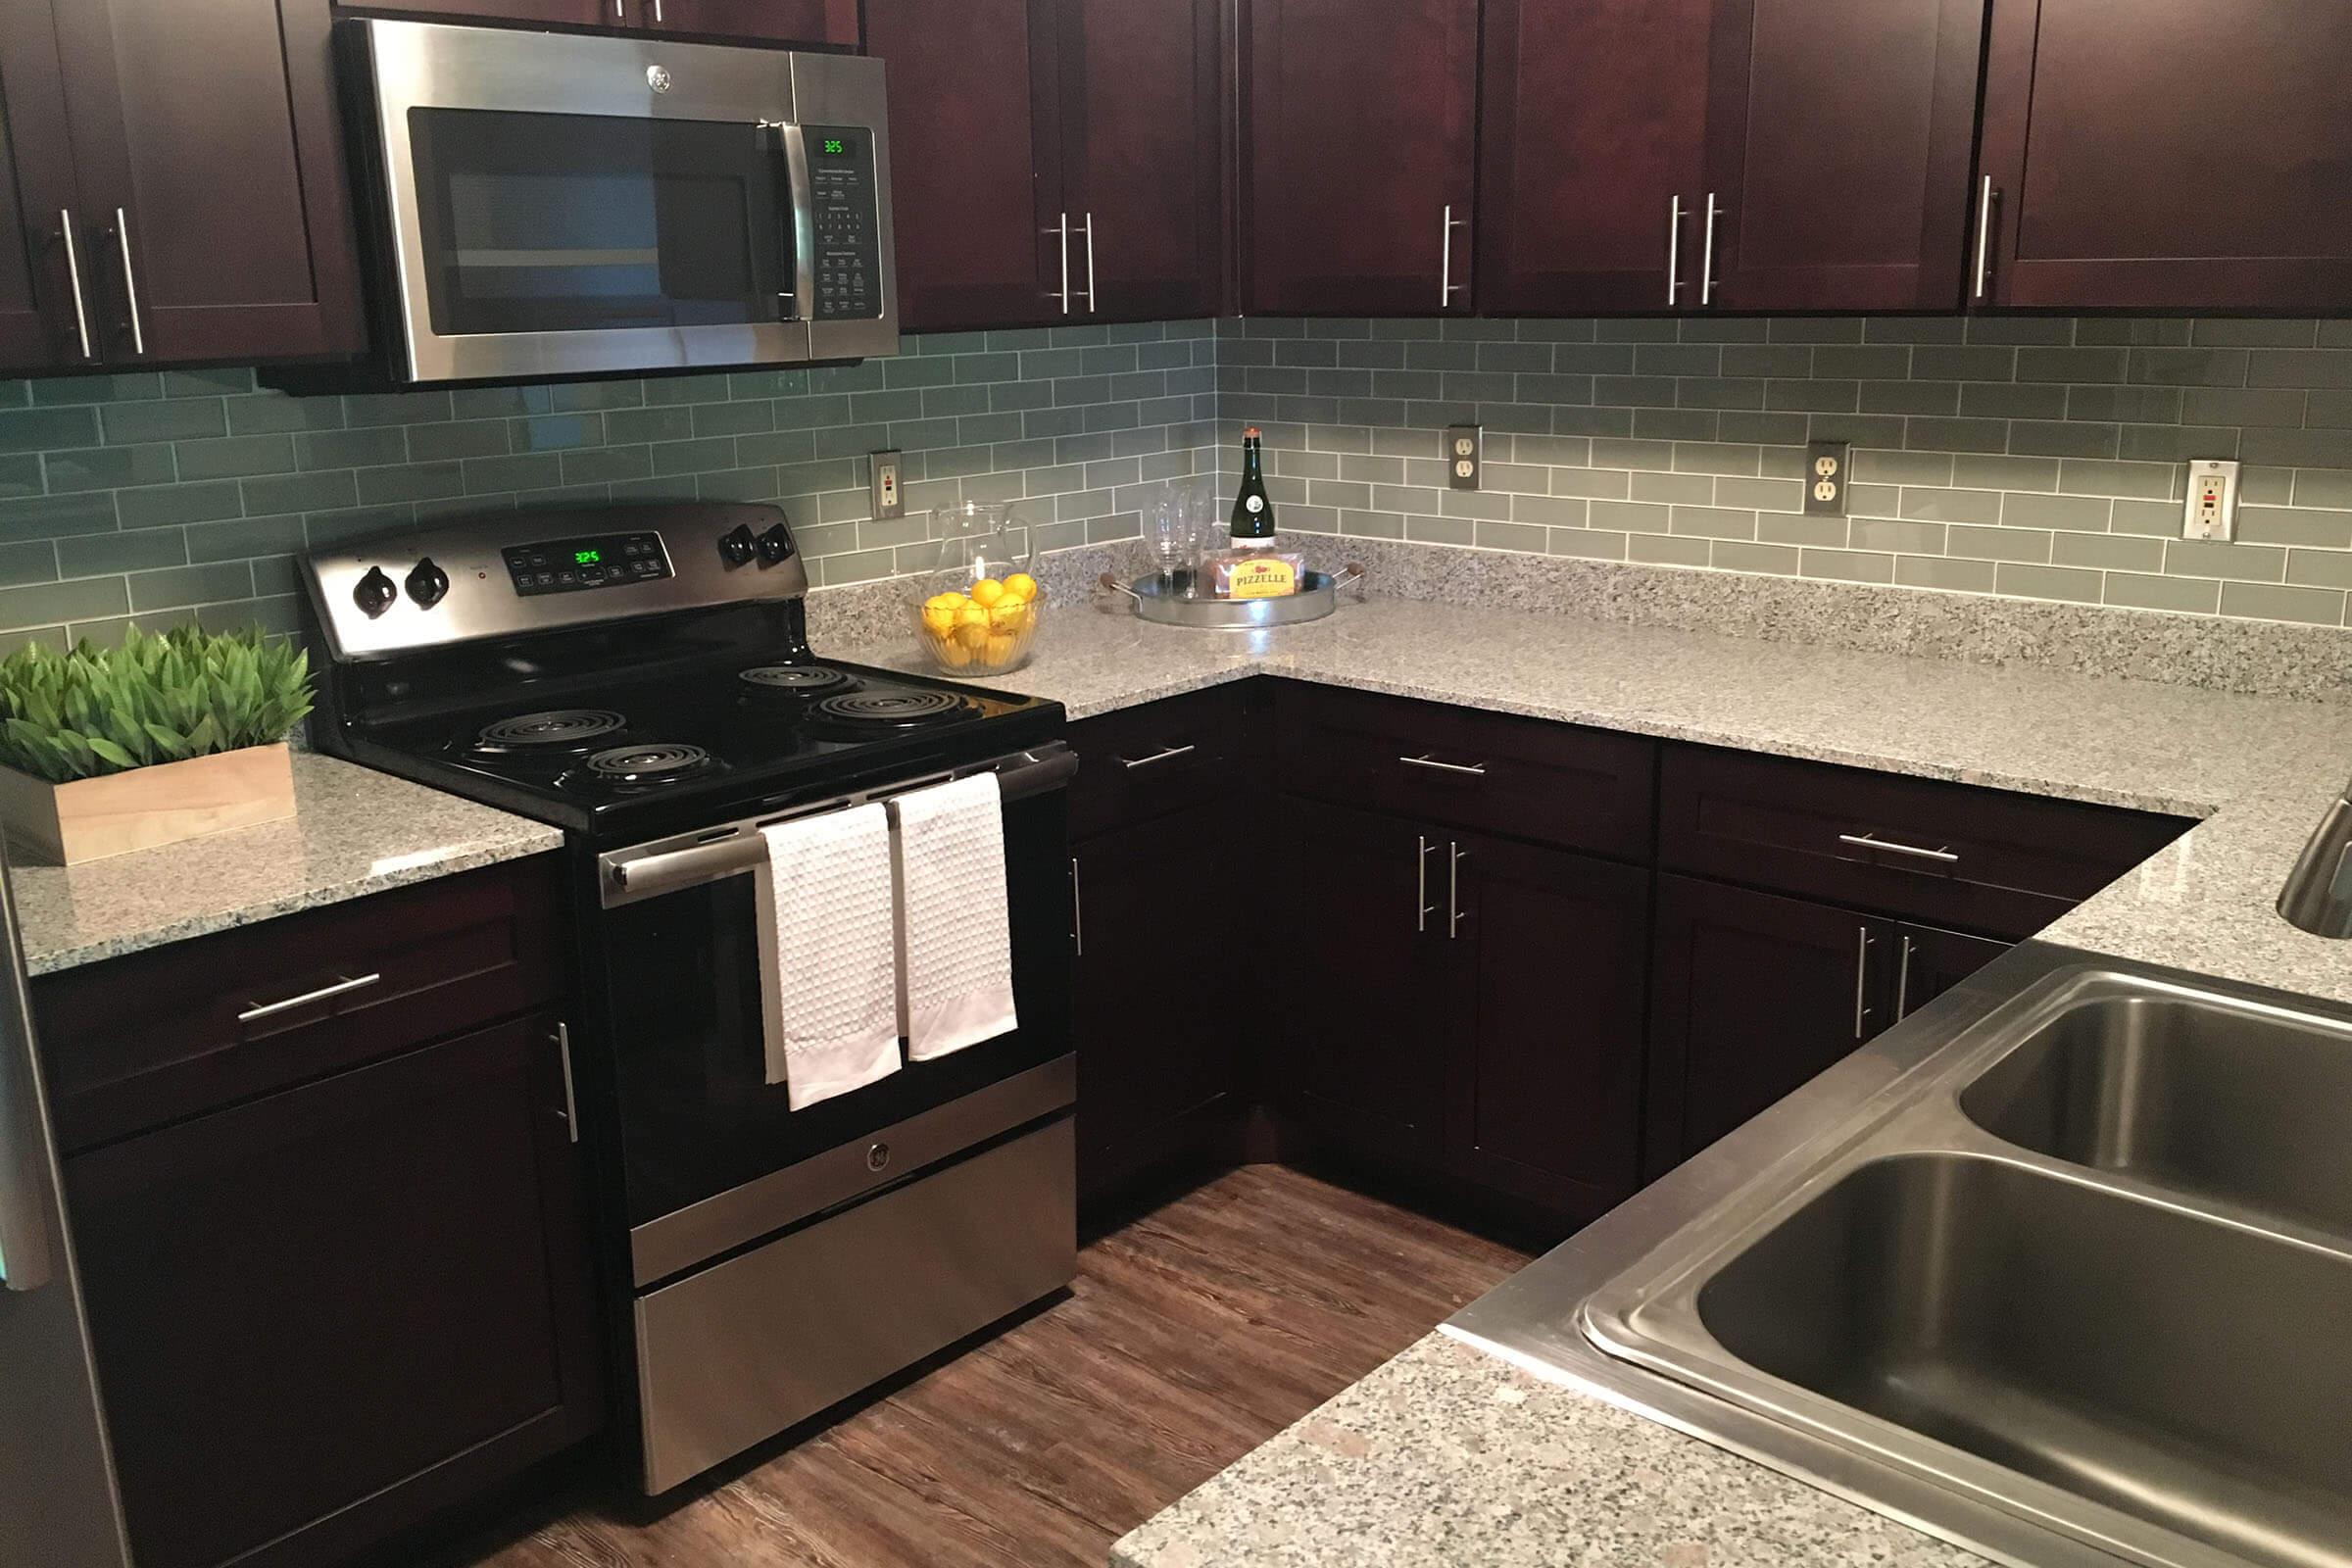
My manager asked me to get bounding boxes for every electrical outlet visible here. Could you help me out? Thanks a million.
[2182,458,2239,542]
[870,449,905,519]
[1805,440,1850,517]
[1446,424,1482,490]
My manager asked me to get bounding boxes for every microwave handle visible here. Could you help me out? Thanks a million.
[773,119,818,324]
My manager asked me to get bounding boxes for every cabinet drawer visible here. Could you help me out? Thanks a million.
[1276,683,1656,859]
[1067,683,1252,841]
[35,856,565,1153]
[1658,746,2191,940]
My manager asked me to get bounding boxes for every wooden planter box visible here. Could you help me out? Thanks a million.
[0,742,297,865]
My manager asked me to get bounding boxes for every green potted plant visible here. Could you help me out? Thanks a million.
[0,624,315,864]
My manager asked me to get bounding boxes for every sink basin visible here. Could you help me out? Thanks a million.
[1959,990,2352,1240]
[1555,963,2352,1568]
[1697,1154,2352,1567]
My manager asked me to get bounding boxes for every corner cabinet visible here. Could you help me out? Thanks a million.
[1976,0,2352,310]
[33,858,603,1568]
[868,0,1221,332]
[1241,0,1479,316]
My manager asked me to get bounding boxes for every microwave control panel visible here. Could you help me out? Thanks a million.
[807,125,882,321]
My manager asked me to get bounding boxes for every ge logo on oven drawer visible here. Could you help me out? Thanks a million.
[647,64,672,93]
[865,1142,890,1173]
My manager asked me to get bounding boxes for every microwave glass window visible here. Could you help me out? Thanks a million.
[408,108,789,336]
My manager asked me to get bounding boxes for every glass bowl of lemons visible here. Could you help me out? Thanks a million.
[909,503,1044,675]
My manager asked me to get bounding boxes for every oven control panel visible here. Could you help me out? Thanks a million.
[807,125,881,321]
[502,532,672,597]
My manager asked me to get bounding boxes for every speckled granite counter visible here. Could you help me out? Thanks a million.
[835,593,2352,1568]
[13,752,562,975]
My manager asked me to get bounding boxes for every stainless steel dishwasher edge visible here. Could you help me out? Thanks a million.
[1445,940,2352,1568]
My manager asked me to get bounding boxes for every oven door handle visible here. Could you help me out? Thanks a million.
[601,743,1078,906]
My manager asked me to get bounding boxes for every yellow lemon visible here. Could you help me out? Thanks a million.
[1001,572,1038,603]
[941,639,972,668]
[956,619,990,651]
[956,603,990,628]
[984,634,1016,664]
[989,599,1031,631]
[921,605,956,636]
[968,577,1006,609]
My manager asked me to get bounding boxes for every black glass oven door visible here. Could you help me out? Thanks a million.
[593,787,1074,1235]
[407,107,793,338]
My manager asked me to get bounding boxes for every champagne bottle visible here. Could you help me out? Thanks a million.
[1230,427,1274,548]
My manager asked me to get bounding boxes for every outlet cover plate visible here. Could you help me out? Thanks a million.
[1805,440,1850,517]
[1446,424,1482,490]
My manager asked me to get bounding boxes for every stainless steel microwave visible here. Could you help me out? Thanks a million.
[344,19,897,383]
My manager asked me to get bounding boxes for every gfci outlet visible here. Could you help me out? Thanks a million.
[1446,423,1482,490]
[2183,458,2240,542]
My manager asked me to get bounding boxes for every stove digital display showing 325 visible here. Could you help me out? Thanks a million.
[501,532,672,596]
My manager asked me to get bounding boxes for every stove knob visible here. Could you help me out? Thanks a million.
[756,522,796,565]
[718,524,757,566]
[352,565,397,617]
[405,557,449,608]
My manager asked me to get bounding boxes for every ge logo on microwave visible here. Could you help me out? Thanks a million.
[647,64,672,92]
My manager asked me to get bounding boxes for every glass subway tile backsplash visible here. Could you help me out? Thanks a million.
[0,319,1220,650]
[2,311,2352,647]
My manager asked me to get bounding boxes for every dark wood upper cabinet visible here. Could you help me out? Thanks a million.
[69,1015,602,1568]
[647,0,858,43]
[1242,0,1479,316]
[1477,0,1713,315]
[0,1,79,373]
[1446,832,1649,1215]
[46,0,364,364]
[352,0,613,23]
[1704,0,1984,312]
[867,0,1062,331]
[1978,0,2352,310]
[1054,0,1222,322]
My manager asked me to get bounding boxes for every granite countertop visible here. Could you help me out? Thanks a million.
[831,590,2352,1568]
[13,751,562,975]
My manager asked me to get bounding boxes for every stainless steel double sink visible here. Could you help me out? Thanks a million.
[1452,952,2352,1568]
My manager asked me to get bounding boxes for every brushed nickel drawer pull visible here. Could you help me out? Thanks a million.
[1120,743,1198,770]
[1399,754,1488,777]
[238,972,381,1023]
[1838,831,1959,865]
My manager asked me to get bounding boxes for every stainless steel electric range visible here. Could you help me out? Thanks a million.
[300,502,1076,1494]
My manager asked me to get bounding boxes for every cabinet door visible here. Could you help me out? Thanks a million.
[1276,799,1449,1161]
[1704,0,1983,312]
[0,0,80,373]
[866,0,1064,331]
[1647,875,1889,1173]
[1072,804,1240,1200]
[1477,0,1712,315]
[1054,0,1221,322]
[1446,834,1649,1216]
[1979,0,2352,310]
[49,0,364,365]
[67,1017,602,1568]
[650,0,859,44]
[1243,0,1479,315]
[1894,922,2008,1020]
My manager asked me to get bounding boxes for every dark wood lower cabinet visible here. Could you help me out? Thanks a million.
[1073,802,1242,1200]
[1446,831,1649,1214]
[66,1013,602,1568]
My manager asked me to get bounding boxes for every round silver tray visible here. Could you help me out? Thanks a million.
[1100,563,1365,628]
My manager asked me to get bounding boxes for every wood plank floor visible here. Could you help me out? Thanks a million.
[453,1163,1529,1568]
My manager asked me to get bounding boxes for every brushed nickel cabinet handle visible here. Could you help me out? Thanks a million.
[1399,753,1487,777]
[1852,928,1873,1041]
[555,1022,580,1144]
[1070,857,1083,956]
[1896,935,1915,1020]
[652,0,662,18]
[1973,175,1997,302]
[1838,831,1959,865]
[57,212,91,360]
[112,208,144,356]
[1447,842,1465,939]
[1119,743,1197,770]
[1439,205,1467,306]
[1048,213,1071,314]
[1082,212,1097,311]
[239,972,381,1023]
[1666,195,1685,306]
[1416,834,1433,933]
[1699,192,1721,307]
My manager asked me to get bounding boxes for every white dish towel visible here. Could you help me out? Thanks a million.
[756,804,904,1108]
[889,772,1018,1060]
